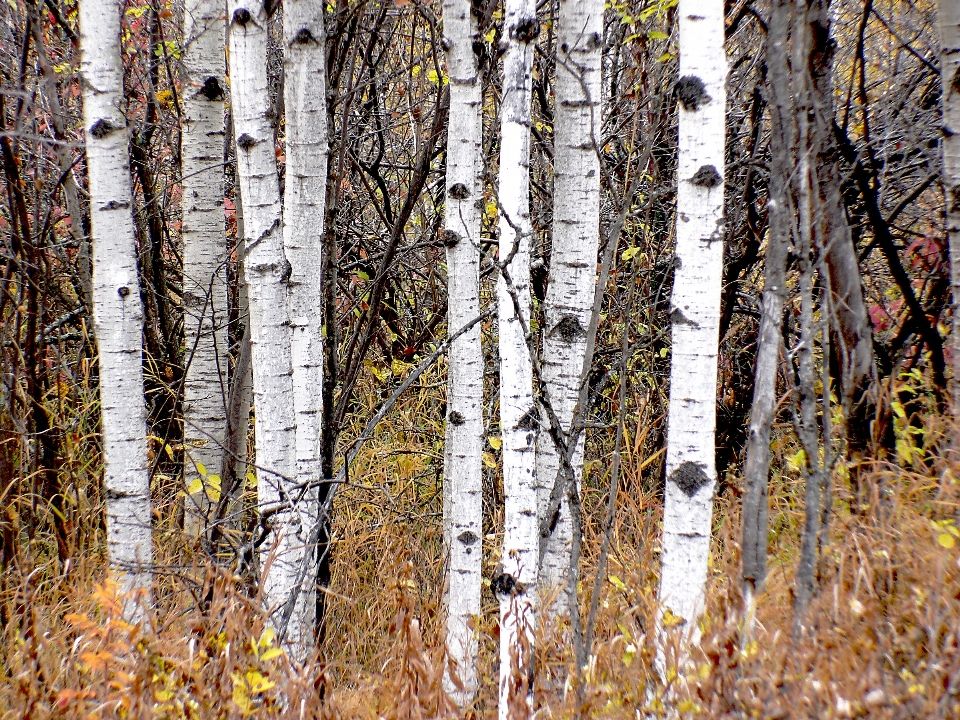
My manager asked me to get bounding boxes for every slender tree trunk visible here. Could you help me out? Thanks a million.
[440,0,484,704]
[657,0,726,654]
[282,0,327,651]
[227,0,307,655]
[536,0,603,616]
[741,0,793,599]
[494,0,539,713]
[939,0,960,414]
[182,0,228,538]
[808,0,875,458]
[78,0,152,604]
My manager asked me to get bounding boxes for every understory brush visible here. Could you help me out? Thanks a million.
[1,402,958,719]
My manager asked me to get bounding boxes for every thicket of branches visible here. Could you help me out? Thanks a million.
[0,0,957,717]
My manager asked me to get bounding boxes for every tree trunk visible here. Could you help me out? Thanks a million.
[227,0,307,656]
[282,0,327,651]
[536,0,603,617]
[78,0,152,605]
[494,0,538,713]
[939,0,960,414]
[657,0,726,653]
[440,0,484,705]
[182,0,228,539]
[741,0,793,597]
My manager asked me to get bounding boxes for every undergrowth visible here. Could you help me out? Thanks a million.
[1,378,959,719]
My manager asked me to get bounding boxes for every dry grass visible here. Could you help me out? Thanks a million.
[2,377,959,718]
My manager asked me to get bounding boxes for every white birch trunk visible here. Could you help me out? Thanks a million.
[939,1,960,412]
[182,0,228,537]
[281,0,327,652]
[227,0,308,656]
[78,0,152,603]
[657,0,726,653]
[440,0,484,705]
[495,0,538,715]
[536,0,603,613]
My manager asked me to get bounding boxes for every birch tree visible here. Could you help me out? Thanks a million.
[227,0,311,655]
[939,0,960,411]
[78,0,152,600]
[281,0,328,651]
[440,0,484,704]
[494,0,539,712]
[657,0,726,651]
[182,0,228,536]
[536,0,604,615]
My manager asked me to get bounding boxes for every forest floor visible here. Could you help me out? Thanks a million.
[1,372,958,719]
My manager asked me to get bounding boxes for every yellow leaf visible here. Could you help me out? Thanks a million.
[608,574,627,591]
[246,471,258,488]
[187,478,203,495]
[259,627,276,647]
[482,452,497,469]
[245,671,275,694]
[938,533,955,549]
[488,436,502,451]
[261,647,284,662]
[206,474,221,503]
[662,608,685,627]
[196,461,207,477]
[484,27,496,43]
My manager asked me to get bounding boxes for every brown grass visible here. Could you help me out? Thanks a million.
[2,379,959,718]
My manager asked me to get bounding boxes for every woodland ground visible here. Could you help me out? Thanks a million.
[1,370,958,719]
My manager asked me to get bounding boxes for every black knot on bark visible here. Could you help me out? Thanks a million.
[232,7,252,25]
[952,66,960,94]
[294,27,315,44]
[690,164,722,188]
[670,460,711,497]
[117,286,130,298]
[512,17,540,43]
[449,410,465,426]
[448,182,470,200]
[516,407,539,431]
[588,32,602,49]
[670,308,698,327]
[89,118,115,139]
[200,76,223,101]
[441,37,452,52]
[552,314,585,342]
[442,230,461,248]
[237,133,257,150]
[491,569,524,597]
[676,75,710,111]
[457,530,478,545]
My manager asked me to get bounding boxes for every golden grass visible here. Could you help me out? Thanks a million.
[2,378,959,718]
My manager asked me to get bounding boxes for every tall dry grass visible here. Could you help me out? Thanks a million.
[2,374,959,718]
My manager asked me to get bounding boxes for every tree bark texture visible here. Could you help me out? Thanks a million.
[657,0,726,650]
[182,0,228,538]
[495,0,538,712]
[939,0,960,413]
[281,0,328,652]
[79,0,152,602]
[228,0,309,655]
[536,0,603,614]
[741,0,793,592]
[440,0,484,704]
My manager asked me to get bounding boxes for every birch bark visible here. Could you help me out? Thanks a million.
[281,0,327,651]
[78,0,152,601]
[495,0,539,713]
[939,0,960,413]
[536,0,603,612]
[182,0,228,537]
[227,0,308,655]
[440,0,484,704]
[657,0,726,650]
